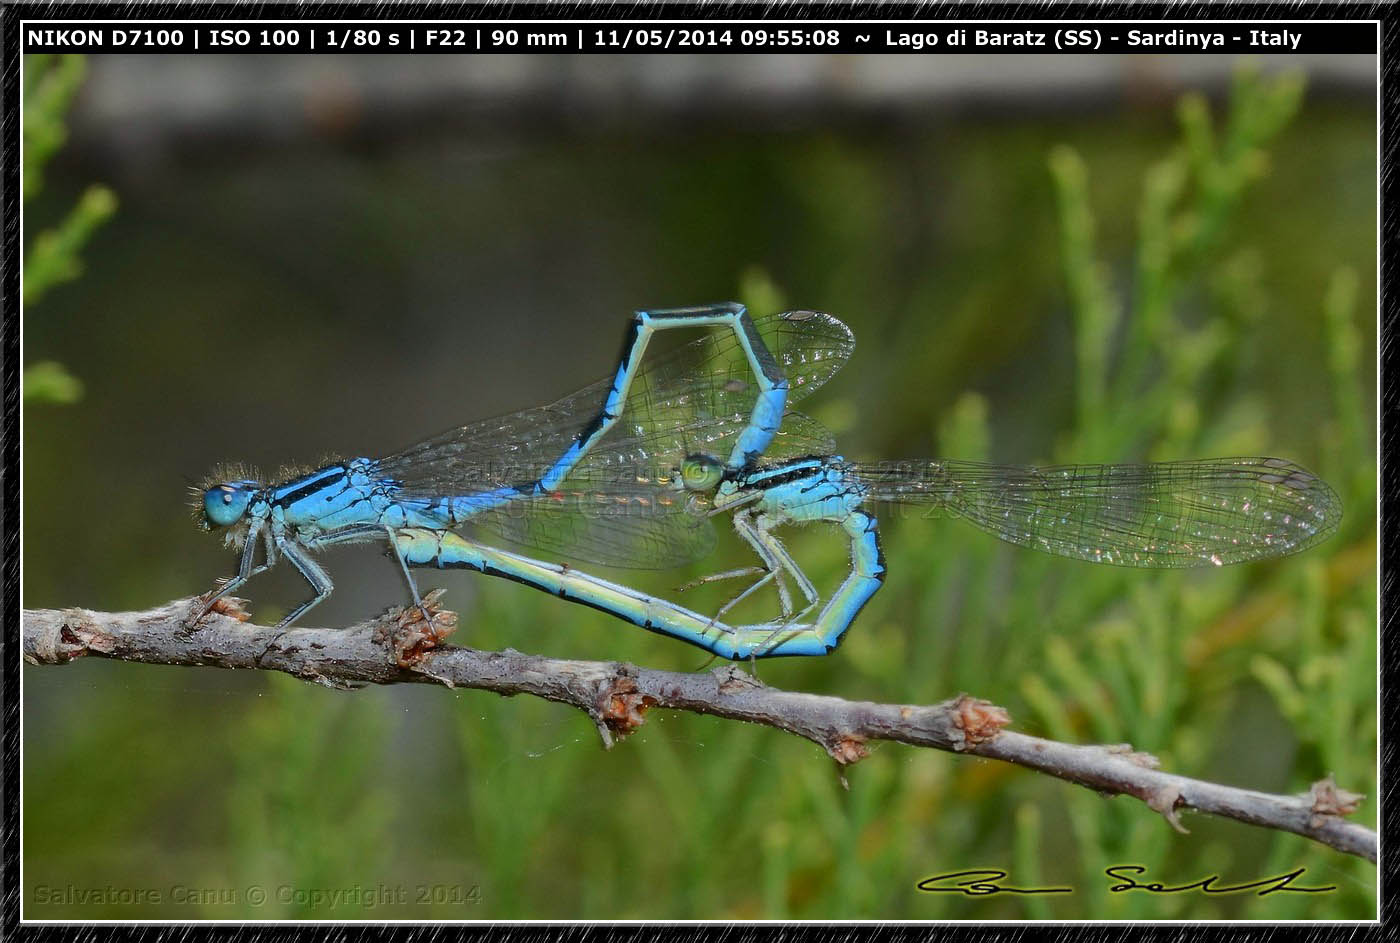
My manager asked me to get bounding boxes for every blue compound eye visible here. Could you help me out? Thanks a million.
[203,484,253,528]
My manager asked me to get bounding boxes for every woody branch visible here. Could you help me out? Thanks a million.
[21,594,1376,864]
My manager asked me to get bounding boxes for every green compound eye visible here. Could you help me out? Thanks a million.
[680,453,724,492]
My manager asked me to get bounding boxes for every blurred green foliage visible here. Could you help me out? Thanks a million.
[22,61,1374,919]
[23,54,116,403]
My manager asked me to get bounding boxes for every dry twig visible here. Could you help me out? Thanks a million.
[21,595,1376,864]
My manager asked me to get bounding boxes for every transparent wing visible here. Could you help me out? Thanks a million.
[463,411,837,569]
[851,457,1341,567]
[462,491,716,571]
[377,309,853,497]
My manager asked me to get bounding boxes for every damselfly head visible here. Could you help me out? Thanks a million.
[679,452,724,493]
[191,464,263,531]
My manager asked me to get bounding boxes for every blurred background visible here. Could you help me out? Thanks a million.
[23,52,1376,919]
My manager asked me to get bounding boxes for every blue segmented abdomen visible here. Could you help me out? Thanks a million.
[727,385,788,468]
[804,509,885,652]
[391,526,872,661]
[537,437,591,494]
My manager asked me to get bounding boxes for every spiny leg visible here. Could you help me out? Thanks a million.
[198,522,270,619]
[708,509,821,629]
[257,540,335,663]
[711,511,790,622]
[752,514,819,622]
[670,490,771,593]
[674,566,768,594]
[677,510,811,630]
[310,522,426,605]
[741,517,828,657]
[311,522,436,622]
[275,541,335,627]
[387,528,422,603]
[676,510,787,628]
[382,524,438,625]
[710,570,778,625]
[740,512,803,617]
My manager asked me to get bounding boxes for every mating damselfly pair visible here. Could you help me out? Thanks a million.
[195,303,1341,659]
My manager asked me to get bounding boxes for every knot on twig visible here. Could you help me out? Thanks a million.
[373,589,457,668]
[1304,773,1365,828]
[950,694,1011,750]
[827,735,870,767]
[1145,783,1189,834]
[596,674,656,740]
[25,611,107,664]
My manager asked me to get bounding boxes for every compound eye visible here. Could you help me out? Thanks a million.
[203,485,252,528]
[680,453,724,492]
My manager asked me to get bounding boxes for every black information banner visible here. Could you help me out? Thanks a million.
[19,21,1380,56]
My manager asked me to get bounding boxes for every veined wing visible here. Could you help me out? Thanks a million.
[377,309,852,497]
[850,457,1341,567]
[461,410,838,569]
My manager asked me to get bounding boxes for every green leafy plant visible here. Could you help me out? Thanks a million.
[23,54,117,403]
[1006,63,1375,920]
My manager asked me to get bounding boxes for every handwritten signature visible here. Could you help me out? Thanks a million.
[917,866,1335,897]
[916,871,1070,896]
[1103,865,1336,896]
